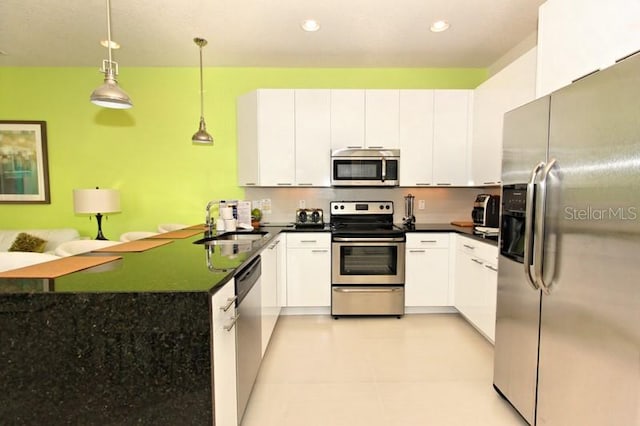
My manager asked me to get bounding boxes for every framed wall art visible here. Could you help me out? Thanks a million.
[0,121,50,204]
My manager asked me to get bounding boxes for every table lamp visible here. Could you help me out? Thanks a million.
[73,187,121,240]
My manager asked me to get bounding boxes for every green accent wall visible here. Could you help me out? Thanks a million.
[0,66,486,238]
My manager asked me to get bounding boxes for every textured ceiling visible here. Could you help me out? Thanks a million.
[1,0,544,67]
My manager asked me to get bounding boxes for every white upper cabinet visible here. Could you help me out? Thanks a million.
[295,90,331,187]
[237,89,295,186]
[330,89,400,151]
[471,48,537,186]
[365,90,400,149]
[432,90,472,186]
[399,90,434,186]
[330,89,366,150]
[536,0,640,97]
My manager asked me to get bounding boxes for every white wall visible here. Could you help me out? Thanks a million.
[245,187,499,225]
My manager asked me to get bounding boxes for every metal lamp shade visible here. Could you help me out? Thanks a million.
[192,117,214,144]
[90,74,133,109]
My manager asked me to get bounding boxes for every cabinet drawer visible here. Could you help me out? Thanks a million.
[287,232,330,249]
[406,233,450,249]
[456,235,497,263]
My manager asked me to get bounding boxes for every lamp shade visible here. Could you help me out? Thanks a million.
[90,76,133,109]
[73,188,121,214]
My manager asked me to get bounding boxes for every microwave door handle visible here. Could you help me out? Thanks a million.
[381,158,386,182]
[524,161,545,290]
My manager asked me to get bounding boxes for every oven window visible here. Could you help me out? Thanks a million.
[340,246,397,275]
[334,160,382,180]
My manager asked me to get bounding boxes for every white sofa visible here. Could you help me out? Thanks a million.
[0,252,60,273]
[0,228,81,254]
[0,229,81,273]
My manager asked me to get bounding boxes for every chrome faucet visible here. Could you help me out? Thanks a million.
[205,200,219,233]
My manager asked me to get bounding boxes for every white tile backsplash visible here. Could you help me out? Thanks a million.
[245,187,499,224]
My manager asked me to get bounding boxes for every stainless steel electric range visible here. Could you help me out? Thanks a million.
[330,201,406,317]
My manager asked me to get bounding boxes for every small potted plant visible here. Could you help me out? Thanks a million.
[251,208,262,229]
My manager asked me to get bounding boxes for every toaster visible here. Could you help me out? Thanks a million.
[295,208,324,228]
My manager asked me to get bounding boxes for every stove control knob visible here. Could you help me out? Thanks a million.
[379,204,384,210]
[340,205,345,209]
[385,205,390,210]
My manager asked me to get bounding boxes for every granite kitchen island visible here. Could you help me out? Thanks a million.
[0,228,273,425]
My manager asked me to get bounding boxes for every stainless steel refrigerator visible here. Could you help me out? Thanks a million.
[493,51,640,425]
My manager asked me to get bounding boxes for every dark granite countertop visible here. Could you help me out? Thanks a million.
[0,224,332,295]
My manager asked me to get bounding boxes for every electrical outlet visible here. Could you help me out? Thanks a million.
[299,199,306,209]
[418,200,426,210]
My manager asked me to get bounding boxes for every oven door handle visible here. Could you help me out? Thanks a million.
[333,287,403,293]
[332,236,405,243]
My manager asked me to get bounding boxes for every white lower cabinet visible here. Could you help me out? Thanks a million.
[286,233,331,307]
[453,235,498,342]
[405,233,451,306]
[211,279,238,426]
[260,238,280,356]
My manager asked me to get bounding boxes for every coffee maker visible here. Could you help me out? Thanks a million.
[403,194,416,228]
[471,194,500,227]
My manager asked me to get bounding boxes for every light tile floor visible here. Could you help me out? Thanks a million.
[241,313,527,426]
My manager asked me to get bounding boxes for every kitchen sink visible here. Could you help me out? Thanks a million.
[193,231,269,245]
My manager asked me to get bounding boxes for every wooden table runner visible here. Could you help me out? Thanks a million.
[0,255,122,279]
[149,229,203,239]
[185,224,206,230]
[93,239,173,253]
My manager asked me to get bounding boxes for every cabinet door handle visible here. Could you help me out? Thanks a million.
[312,249,328,253]
[347,145,363,149]
[420,240,437,243]
[368,145,384,149]
[297,183,313,186]
[409,249,425,253]
[485,264,498,272]
[436,183,452,186]
[223,314,239,332]
[277,183,292,186]
[463,244,475,250]
[471,258,484,265]
[220,296,238,312]
[483,181,497,185]
[244,182,257,186]
[416,183,432,186]
[301,240,317,243]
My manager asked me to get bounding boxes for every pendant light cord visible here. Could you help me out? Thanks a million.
[199,45,205,119]
[106,0,113,64]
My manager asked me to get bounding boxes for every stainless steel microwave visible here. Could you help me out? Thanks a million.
[331,148,400,187]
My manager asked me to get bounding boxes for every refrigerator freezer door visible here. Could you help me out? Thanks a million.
[494,96,551,425]
[536,53,640,425]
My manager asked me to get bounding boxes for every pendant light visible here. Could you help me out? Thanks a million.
[90,0,133,109]
[192,37,214,144]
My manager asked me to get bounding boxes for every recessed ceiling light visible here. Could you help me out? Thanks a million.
[301,19,320,32]
[430,20,450,33]
[100,40,121,49]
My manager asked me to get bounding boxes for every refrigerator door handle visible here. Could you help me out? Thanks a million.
[524,161,545,290]
[534,158,557,294]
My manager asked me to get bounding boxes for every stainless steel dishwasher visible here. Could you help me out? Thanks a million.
[235,255,262,423]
